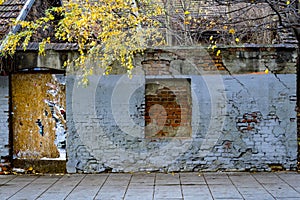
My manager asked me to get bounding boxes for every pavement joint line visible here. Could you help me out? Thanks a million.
[226,173,244,199]
[93,174,110,200]
[7,175,40,200]
[152,173,157,200]
[203,173,215,200]
[64,174,87,199]
[178,173,184,199]
[0,174,17,186]
[276,172,300,195]
[250,173,276,200]
[35,174,64,200]
[122,173,133,199]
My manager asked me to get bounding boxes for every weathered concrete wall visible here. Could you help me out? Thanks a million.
[0,76,9,170]
[66,46,297,173]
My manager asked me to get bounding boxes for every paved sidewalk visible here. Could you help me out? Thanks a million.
[0,172,300,200]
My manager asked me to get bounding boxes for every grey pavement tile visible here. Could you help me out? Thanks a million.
[204,172,234,185]
[154,199,183,200]
[95,190,126,200]
[96,185,128,199]
[156,173,180,185]
[154,185,182,199]
[65,174,108,199]
[37,191,73,200]
[205,176,232,185]
[252,173,286,184]
[131,172,155,178]
[104,174,132,186]
[104,180,131,186]
[65,185,100,200]
[242,194,275,200]
[107,173,132,180]
[32,174,63,183]
[179,172,206,185]
[79,174,108,185]
[262,183,300,198]
[229,174,262,188]
[237,187,274,199]
[209,184,243,199]
[0,175,38,199]
[2,172,300,200]
[182,185,213,200]
[37,174,85,199]
[215,198,244,200]
[0,175,16,184]
[124,194,153,200]
[9,176,60,200]
[100,185,128,191]
[277,172,300,187]
[184,196,211,200]
[124,188,154,200]
[130,174,155,186]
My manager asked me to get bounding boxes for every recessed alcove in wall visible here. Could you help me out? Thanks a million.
[145,78,192,138]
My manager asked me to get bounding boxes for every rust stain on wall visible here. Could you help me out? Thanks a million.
[12,73,66,159]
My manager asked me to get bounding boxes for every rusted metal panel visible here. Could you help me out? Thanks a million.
[11,73,66,159]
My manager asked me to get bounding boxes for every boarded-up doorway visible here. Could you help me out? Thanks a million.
[11,73,66,160]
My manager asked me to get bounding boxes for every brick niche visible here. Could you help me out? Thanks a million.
[145,79,192,138]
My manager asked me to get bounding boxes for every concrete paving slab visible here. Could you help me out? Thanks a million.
[0,175,38,199]
[208,184,243,199]
[9,176,60,200]
[180,172,206,185]
[262,183,300,198]
[182,185,213,200]
[237,187,275,199]
[37,174,85,200]
[229,174,262,188]
[204,173,233,185]
[125,188,154,200]
[156,173,180,185]
[252,173,286,184]
[154,185,182,199]
[65,173,108,199]
[95,188,127,200]
[0,172,299,199]
[0,175,16,184]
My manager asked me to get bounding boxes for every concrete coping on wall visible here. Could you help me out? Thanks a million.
[15,42,298,53]
[149,43,298,51]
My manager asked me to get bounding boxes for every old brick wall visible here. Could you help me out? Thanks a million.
[145,79,192,138]
[0,76,9,171]
[66,46,297,173]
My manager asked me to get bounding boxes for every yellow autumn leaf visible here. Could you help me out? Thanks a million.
[216,50,221,56]
[229,28,235,34]
[184,10,190,15]
[286,0,290,5]
[209,36,213,41]
[235,38,240,42]
[265,68,269,74]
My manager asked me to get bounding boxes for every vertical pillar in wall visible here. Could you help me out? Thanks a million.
[0,76,10,172]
